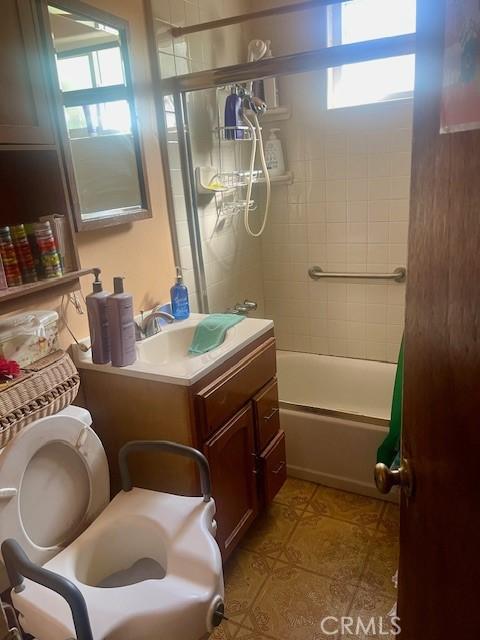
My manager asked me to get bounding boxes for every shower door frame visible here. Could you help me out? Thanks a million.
[146,1,416,313]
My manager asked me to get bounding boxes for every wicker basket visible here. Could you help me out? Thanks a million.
[0,350,80,448]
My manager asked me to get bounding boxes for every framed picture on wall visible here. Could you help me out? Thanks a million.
[441,0,480,133]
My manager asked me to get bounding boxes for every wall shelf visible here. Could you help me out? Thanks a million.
[196,166,293,195]
[0,268,96,314]
[256,171,293,185]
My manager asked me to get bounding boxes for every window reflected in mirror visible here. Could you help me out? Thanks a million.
[47,4,150,227]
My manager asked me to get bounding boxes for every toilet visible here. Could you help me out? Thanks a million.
[0,406,224,640]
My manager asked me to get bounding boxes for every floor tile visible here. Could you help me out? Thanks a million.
[309,485,384,529]
[377,502,400,536]
[245,563,354,640]
[209,619,241,639]
[345,588,398,639]
[240,503,302,558]
[223,549,275,622]
[235,628,276,640]
[360,532,399,598]
[220,481,399,640]
[279,513,372,584]
[273,477,317,508]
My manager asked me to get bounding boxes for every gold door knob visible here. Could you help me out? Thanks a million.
[374,458,414,496]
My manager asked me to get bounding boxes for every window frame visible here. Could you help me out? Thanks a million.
[327,1,416,110]
[42,0,152,231]
[57,43,129,136]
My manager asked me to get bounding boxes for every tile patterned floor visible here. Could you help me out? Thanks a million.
[211,479,399,640]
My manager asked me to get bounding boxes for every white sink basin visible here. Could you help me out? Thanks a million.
[136,325,197,366]
[73,313,274,386]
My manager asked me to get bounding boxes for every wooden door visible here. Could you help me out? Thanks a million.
[396,1,480,636]
[0,0,54,145]
[204,404,258,560]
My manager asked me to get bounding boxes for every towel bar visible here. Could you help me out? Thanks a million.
[308,266,407,283]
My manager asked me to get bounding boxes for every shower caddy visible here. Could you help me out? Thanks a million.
[195,84,292,223]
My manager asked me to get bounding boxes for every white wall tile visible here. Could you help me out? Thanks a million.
[326,222,347,243]
[347,201,368,222]
[326,202,347,222]
[347,178,368,201]
[347,222,368,243]
[325,179,347,202]
[368,222,389,243]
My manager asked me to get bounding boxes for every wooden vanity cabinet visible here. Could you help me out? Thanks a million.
[0,0,54,145]
[80,330,286,560]
[193,335,286,558]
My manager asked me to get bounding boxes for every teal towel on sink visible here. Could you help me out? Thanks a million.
[188,314,245,355]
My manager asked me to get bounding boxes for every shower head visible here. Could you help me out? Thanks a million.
[249,96,267,116]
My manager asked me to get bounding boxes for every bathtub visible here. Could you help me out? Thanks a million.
[276,351,397,500]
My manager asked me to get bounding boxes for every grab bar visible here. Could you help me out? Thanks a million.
[118,440,212,502]
[1,539,93,640]
[308,266,406,283]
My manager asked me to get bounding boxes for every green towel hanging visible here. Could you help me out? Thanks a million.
[188,314,245,355]
[377,338,404,467]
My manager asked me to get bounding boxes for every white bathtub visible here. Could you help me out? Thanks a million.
[276,351,397,500]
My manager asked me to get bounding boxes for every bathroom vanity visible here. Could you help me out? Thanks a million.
[74,315,286,559]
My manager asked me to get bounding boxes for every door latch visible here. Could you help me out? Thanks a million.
[374,458,414,497]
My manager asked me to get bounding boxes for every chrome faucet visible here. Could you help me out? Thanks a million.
[229,300,258,315]
[135,309,175,341]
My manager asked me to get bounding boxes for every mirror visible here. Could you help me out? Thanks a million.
[47,3,150,229]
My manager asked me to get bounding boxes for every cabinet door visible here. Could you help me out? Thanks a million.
[204,404,258,559]
[0,0,54,145]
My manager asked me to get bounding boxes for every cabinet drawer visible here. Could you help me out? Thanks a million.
[260,430,287,505]
[196,337,276,440]
[253,378,280,452]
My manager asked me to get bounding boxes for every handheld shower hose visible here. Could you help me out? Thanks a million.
[243,110,271,238]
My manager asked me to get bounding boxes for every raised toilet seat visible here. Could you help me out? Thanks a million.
[0,407,224,640]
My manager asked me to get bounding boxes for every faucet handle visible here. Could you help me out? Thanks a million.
[243,300,257,310]
[134,322,145,342]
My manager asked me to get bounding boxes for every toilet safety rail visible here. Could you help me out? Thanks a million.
[308,266,407,283]
[0,441,212,640]
[1,539,93,640]
[119,440,212,502]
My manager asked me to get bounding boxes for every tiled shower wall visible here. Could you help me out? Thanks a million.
[260,73,412,362]
[153,0,253,78]
[247,1,412,362]
[152,0,265,315]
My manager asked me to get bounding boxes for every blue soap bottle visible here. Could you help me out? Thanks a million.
[170,266,190,320]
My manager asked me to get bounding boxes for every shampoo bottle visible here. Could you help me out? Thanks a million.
[265,128,285,176]
[85,268,110,364]
[170,267,190,320]
[106,277,136,367]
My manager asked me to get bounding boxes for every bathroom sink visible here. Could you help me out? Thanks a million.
[136,325,196,366]
[73,313,274,386]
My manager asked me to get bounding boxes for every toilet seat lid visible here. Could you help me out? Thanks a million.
[0,406,110,567]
